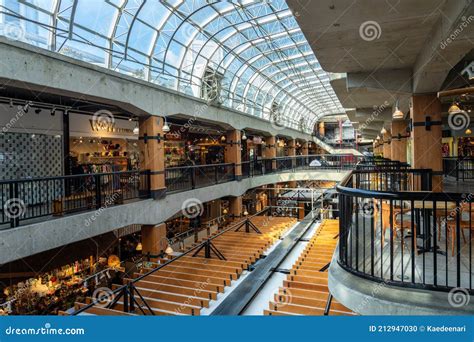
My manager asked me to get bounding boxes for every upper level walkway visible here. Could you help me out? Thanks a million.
[0,155,354,264]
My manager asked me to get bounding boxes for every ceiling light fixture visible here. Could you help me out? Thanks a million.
[392,99,404,120]
[133,121,139,135]
[162,117,170,133]
[380,127,387,135]
[448,102,461,114]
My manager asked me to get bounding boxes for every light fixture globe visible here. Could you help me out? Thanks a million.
[392,108,404,120]
[380,127,387,135]
[448,103,461,114]
[165,245,174,255]
[466,128,472,135]
[376,135,381,140]
[162,123,170,133]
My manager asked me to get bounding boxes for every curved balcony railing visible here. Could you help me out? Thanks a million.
[0,154,361,229]
[337,166,474,294]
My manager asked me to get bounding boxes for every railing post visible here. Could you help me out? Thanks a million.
[191,167,196,189]
[214,165,218,184]
[95,174,102,209]
[8,182,20,228]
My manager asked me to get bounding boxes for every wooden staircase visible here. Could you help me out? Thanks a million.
[72,216,297,316]
[264,219,355,316]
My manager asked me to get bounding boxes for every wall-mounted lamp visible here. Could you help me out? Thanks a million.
[162,117,171,133]
[392,99,404,120]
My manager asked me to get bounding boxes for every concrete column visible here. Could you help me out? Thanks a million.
[229,196,243,219]
[391,120,409,163]
[225,130,242,179]
[302,141,309,155]
[139,116,166,199]
[288,139,296,156]
[263,136,277,158]
[411,94,443,191]
[382,131,392,160]
[288,139,297,187]
[141,223,167,260]
[264,136,277,171]
[318,122,325,136]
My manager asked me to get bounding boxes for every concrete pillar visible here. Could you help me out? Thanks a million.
[318,122,325,136]
[288,139,296,156]
[264,136,277,171]
[139,116,166,199]
[141,223,167,260]
[391,120,409,163]
[225,130,242,179]
[302,141,309,155]
[263,136,277,158]
[411,94,443,191]
[382,131,392,160]
[229,196,243,219]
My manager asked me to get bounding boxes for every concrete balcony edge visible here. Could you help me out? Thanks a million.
[0,170,347,264]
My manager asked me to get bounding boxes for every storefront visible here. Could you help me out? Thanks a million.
[68,113,140,175]
[0,225,147,315]
[164,123,226,167]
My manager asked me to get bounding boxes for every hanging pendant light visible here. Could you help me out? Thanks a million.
[135,242,143,251]
[162,117,170,133]
[380,127,387,135]
[376,135,381,140]
[241,130,247,141]
[392,99,404,120]
[133,121,139,135]
[448,102,461,114]
[165,245,174,255]
[466,128,472,135]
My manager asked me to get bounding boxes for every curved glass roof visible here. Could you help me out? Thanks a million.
[0,0,344,131]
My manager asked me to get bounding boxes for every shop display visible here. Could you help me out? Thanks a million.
[70,138,140,174]
[0,255,138,315]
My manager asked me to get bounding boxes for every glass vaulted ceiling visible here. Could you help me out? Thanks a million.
[0,0,344,131]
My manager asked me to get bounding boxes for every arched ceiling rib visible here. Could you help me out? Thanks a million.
[0,0,344,132]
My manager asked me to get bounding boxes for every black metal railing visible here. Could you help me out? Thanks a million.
[443,157,474,181]
[0,170,150,228]
[165,163,235,192]
[0,154,361,229]
[337,169,473,294]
